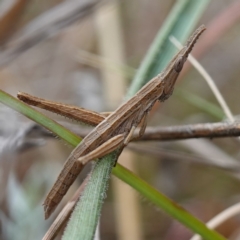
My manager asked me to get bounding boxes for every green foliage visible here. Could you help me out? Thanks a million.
[113,165,225,240]
[126,0,210,98]
[63,152,116,240]
[0,91,80,146]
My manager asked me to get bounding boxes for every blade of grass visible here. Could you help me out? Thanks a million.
[113,165,226,240]
[63,151,117,240]
[127,0,210,98]
[0,90,80,146]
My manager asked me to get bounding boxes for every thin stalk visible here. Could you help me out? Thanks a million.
[170,36,234,121]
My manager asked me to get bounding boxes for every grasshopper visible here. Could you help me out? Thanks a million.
[18,25,205,219]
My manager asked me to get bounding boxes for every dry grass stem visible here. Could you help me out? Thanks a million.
[170,36,234,122]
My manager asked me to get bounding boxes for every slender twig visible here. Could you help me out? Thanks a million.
[23,121,240,172]
[136,121,240,141]
[27,121,240,142]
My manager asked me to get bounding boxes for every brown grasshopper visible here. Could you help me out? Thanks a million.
[18,25,205,219]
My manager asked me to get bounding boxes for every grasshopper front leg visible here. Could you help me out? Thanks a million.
[123,126,136,145]
[78,134,125,165]
[124,110,149,145]
[138,111,149,138]
[76,109,150,163]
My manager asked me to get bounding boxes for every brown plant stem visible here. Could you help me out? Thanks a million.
[135,121,240,141]
[27,120,240,142]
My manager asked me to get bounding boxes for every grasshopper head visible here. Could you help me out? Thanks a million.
[159,25,206,102]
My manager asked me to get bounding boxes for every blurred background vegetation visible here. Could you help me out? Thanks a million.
[1,0,240,239]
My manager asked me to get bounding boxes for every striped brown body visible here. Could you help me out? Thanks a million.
[43,75,166,218]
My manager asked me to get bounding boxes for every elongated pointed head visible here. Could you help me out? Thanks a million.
[159,25,206,101]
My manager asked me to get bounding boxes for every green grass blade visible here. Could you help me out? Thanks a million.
[63,152,116,240]
[127,0,210,98]
[113,165,226,240]
[0,90,80,146]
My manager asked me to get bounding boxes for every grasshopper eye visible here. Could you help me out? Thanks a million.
[174,56,184,72]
